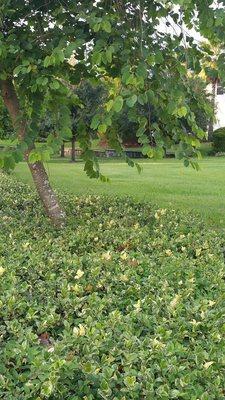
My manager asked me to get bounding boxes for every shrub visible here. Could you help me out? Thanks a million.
[212,127,225,152]
[0,174,225,399]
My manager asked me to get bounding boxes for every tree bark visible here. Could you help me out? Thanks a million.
[60,142,65,158]
[71,134,76,162]
[208,79,217,140]
[0,78,66,227]
[28,160,66,226]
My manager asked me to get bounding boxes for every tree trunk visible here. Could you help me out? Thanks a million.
[0,79,66,227]
[60,142,65,157]
[208,79,217,140]
[71,134,76,162]
[28,160,66,226]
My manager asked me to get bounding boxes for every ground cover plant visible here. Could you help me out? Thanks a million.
[1,173,225,399]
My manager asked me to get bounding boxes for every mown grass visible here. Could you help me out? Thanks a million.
[14,157,225,228]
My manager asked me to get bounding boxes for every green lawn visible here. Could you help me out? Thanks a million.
[14,157,225,228]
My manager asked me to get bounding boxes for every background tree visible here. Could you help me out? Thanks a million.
[70,80,107,161]
[0,1,220,226]
[199,41,222,139]
[0,98,13,140]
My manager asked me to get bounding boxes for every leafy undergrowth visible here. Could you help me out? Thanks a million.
[0,173,225,400]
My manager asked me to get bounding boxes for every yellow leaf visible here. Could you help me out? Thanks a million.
[203,361,214,369]
[120,252,128,260]
[75,269,84,279]
[102,251,112,261]
[196,248,202,257]
[169,294,180,309]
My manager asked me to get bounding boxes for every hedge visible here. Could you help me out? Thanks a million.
[0,173,225,399]
[212,127,225,152]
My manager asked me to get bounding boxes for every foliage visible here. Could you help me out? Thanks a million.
[115,76,211,146]
[73,80,107,136]
[39,81,107,140]
[212,127,225,152]
[0,98,13,139]
[1,173,225,399]
[0,0,221,177]
[184,76,212,133]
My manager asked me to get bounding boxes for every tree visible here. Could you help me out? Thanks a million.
[0,98,13,140]
[0,1,221,226]
[199,41,222,139]
[114,75,211,147]
[70,80,107,162]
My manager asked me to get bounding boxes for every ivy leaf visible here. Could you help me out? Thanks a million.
[124,376,136,388]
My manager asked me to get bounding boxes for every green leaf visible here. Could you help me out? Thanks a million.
[102,20,111,33]
[43,55,51,67]
[82,362,93,373]
[64,40,84,58]
[113,96,123,112]
[147,148,154,158]
[100,379,110,392]
[147,54,155,65]
[122,65,131,84]
[13,65,23,75]
[92,51,102,65]
[98,124,107,134]
[190,160,200,171]
[138,93,148,105]
[28,151,41,163]
[135,162,142,174]
[136,126,146,137]
[126,94,137,108]
[93,23,101,32]
[54,49,64,64]
[50,80,60,90]
[41,150,51,162]
[41,381,53,396]
[91,115,100,130]
[176,106,188,117]
[136,62,148,79]
[155,51,164,64]
[124,376,136,388]
[106,100,114,112]
[106,48,112,63]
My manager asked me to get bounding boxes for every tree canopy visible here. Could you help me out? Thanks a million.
[0,0,224,224]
